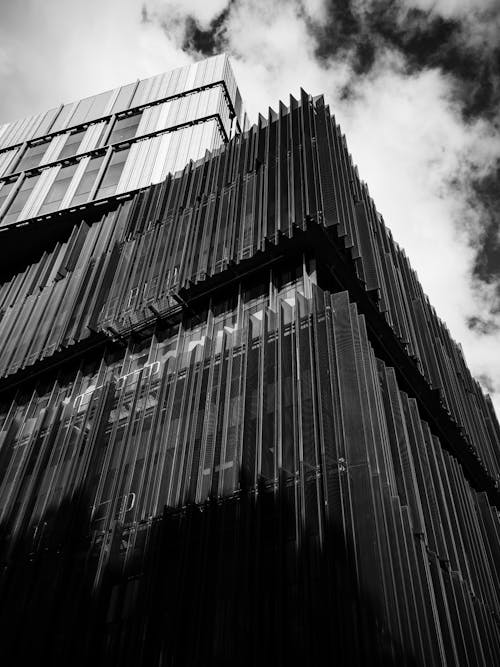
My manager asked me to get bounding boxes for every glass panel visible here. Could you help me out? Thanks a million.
[108,113,142,145]
[0,174,38,225]
[57,129,86,161]
[91,122,108,150]
[87,91,113,123]
[15,140,50,173]
[96,147,130,199]
[0,148,18,178]
[110,82,136,115]
[70,155,105,206]
[37,163,79,216]
[130,78,152,109]
[0,179,17,215]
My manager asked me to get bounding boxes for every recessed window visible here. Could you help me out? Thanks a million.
[108,112,142,145]
[96,146,130,199]
[0,179,17,216]
[70,155,105,206]
[57,129,86,161]
[0,173,38,225]
[37,163,79,216]
[15,140,50,173]
[67,97,93,128]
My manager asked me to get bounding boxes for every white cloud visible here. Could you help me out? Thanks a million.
[216,1,352,122]
[331,53,500,412]
[0,0,194,123]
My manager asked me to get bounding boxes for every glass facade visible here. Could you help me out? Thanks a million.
[57,128,87,161]
[96,146,130,199]
[107,112,142,145]
[0,63,499,666]
[14,138,50,172]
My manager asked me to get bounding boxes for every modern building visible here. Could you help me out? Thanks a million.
[0,56,500,666]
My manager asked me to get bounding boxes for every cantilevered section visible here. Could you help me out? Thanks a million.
[0,54,243,229]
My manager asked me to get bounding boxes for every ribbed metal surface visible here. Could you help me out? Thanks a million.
[0,82,499,665]
[0,281,499,665]
[0,92,497,484]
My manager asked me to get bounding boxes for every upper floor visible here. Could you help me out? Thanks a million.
[0,54,245,229]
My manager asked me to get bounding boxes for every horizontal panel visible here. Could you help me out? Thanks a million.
[0,55,243,153]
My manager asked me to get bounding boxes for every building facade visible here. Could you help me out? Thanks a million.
[0,60,500,666]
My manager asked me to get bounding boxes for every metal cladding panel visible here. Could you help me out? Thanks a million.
[0,123,9,146]
[58,157,90,210]
[18,165,59,220]
[0,111,46,150]
[0,147,18,178]
[39,133,68,166]
[0,281,499,663]
[0,57,239,151]
[0,90,498,487]
[1,85,500,664]
[68,89,115,127]
[115,120,220,196]
[79,121,107,153]
[136,85,230,137]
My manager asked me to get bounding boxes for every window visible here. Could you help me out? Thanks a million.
[96,146,130,199]
[0,179,17,216]
[70,155,105,206]
[15,140,50,173]
[37,163,79,216]
[108,112,142,145]
[57,129,86,161]
[0,148,20,178]
[0,174,38,225]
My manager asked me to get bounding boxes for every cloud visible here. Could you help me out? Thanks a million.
[477,373,496,396]
[145,0,231,31]
[468,166,500,300]
[0,0,195,123]
[467,316,500,336]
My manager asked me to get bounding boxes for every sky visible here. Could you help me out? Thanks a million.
[0,0,499,417]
